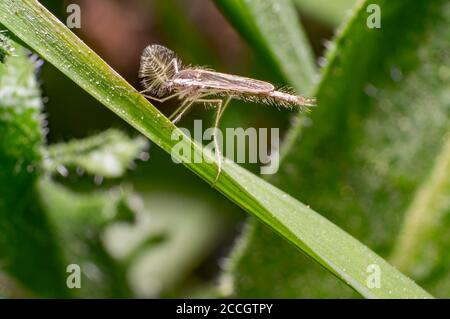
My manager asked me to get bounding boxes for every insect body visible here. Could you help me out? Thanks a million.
[139,44,316,181]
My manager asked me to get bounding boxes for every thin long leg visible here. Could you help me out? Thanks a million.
[194,97,231,183]
[113,82,186,104]
[218,96,231,119]
[168,99,195,123]
[168,99,188,122]
[141,90,186,103]
[168,92,219,122]
[171,94,221,123]
[167,95,231,183]
[212,97,231,182]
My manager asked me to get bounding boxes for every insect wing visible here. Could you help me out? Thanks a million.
[192,71,275,93]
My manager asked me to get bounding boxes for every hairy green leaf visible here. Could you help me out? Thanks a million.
[0,41,68,297]
[0,30,15,63]
[45,129,148,178]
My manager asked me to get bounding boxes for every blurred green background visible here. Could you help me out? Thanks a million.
[2,0,449,299]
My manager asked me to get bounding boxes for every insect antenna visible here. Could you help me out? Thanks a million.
[139,44,182,97]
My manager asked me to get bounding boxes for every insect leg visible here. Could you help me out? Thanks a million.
[168,99,195,123]
[112,85,182,103]
[168,91,217,123]
[141,90,186,103]
[218,96,231,119]
[212,97,232,182]
[194,97,232,182]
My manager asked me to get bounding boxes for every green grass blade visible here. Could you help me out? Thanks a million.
[0,0,431,298]
[213,0,317,93]
[293,0,356,26]
[390,135,450,295]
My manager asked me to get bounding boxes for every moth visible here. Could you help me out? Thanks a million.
[139,44,316,181]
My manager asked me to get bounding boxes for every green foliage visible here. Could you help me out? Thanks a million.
[214,0,317,93]
[0,39,146,297]
[226,0,449,298]
[391,136,450,297]
[110,191,232,297]
[293,0,356,26]
[0,41,68,297]
[37,178,135,297]
[0,30,15,63]
[0,0,447,298]
[45,129,148,178]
